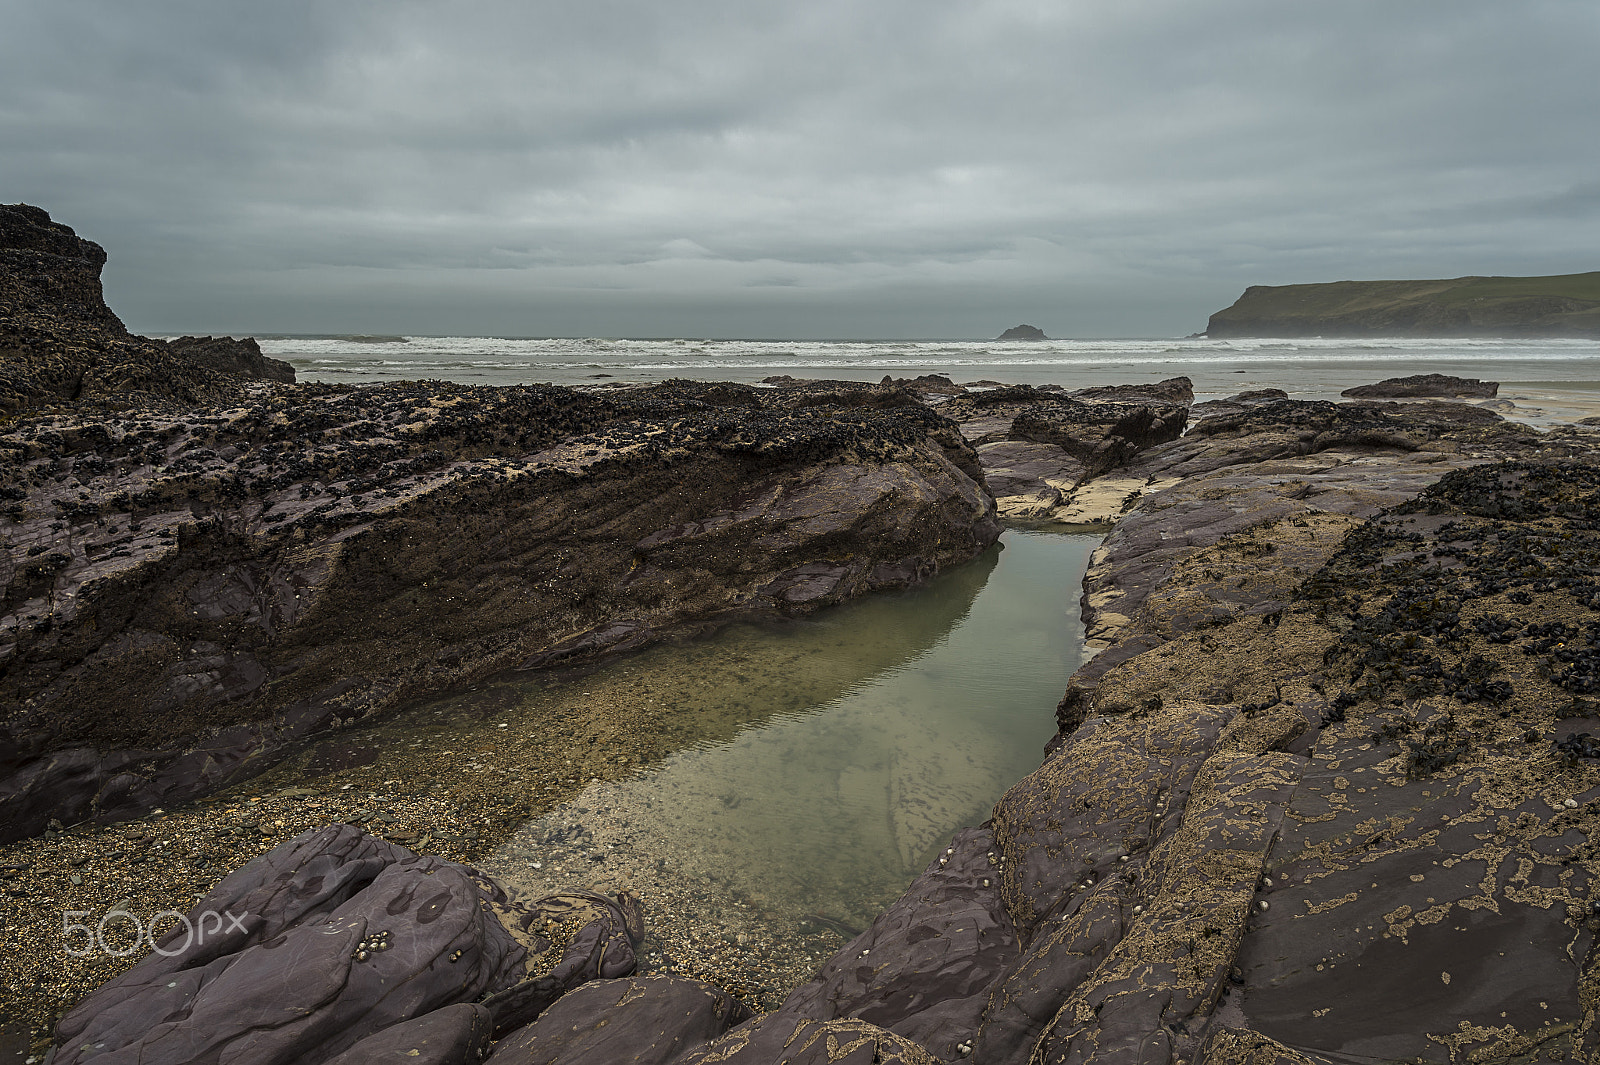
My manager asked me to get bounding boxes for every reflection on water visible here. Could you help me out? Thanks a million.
[482,529,1099,927]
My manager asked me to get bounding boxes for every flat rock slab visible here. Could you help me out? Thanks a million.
[1342,373,1498,399]
[485,975,751,1065]
[777,827,1018,1061]
[322,1004,493,1065]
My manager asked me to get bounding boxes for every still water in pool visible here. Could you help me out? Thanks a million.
[481,528,1100,928]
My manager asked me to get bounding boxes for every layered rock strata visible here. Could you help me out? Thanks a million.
[1065,397,1581,695]
[1,378,998,841]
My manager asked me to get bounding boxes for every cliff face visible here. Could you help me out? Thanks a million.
[1206,272,1600,338]
[0,204,122,332]
[0,203,294,412]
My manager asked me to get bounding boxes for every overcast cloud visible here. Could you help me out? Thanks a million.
[2,0,1597,337]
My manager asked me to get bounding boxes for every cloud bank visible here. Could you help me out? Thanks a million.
[3,0,1596,337]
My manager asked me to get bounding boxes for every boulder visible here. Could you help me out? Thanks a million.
[1341,373,1498,399]
[878,373,966,395]
[1011,398,1188,478]
[52,824,643,1064]
[1189,388,1288,420]
[164,335,296,384]
[1069,376,1195,407]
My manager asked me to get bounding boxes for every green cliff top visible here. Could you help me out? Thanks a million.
[1206,271,1600,338]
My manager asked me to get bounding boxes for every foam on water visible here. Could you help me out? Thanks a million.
[260,334,1600,399]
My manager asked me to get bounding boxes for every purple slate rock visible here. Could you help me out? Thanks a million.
[484,975,752,1065]
[321,1003,493,1065]
[1026,752,1305,1065]
[774,827,1018,1061]
[989,709,1229,935]
[57,823,416,1025]
[51,825,641,1065]
[673,1015,938,1065]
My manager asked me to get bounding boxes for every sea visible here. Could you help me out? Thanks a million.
[252,334,1600,418]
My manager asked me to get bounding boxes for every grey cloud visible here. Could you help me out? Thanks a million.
[2,0,1596,337]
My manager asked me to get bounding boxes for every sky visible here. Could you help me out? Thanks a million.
[2,0,1597,339]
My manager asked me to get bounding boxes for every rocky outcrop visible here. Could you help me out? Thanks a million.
[996,325,1048,341]
[1206,273,1600,338]
[878,373,966,396]
[937,382,1191,523]
[1036,459,1600,1064]
[0,204,293,413]
[1341,372,1498,399]
[1059,398,1592,698]
[164,335,295,384]
[1189,388,1288,420]
[0,378,999,842]
[1,213,998,843]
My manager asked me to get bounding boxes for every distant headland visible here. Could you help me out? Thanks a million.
[1205,271,1600,338]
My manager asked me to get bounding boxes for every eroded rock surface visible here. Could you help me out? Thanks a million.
[483,975,751,1064]
[1016,460,1600,1064]
[1063,399,1600,705]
